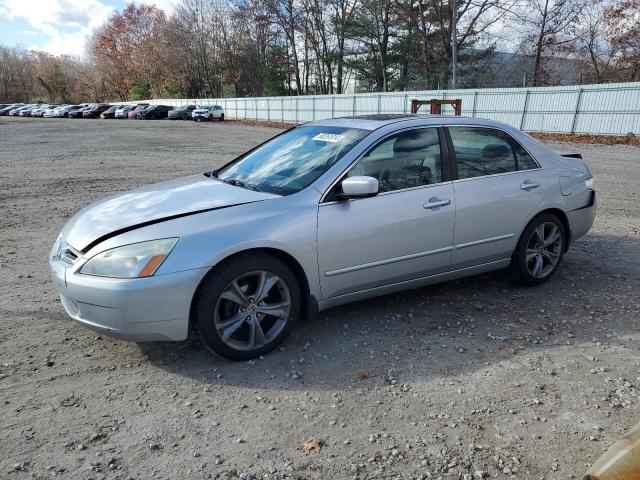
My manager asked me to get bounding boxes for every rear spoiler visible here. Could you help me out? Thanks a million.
[560,153,582,159]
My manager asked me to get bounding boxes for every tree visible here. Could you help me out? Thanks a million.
[346,0,395,91]
[604,0,640,80]
[513,0,591,86]
[267,0,304,93]
[91,4,170,99]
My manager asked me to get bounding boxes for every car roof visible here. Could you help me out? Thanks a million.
[309,114,513,131]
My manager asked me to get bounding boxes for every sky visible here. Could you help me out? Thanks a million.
[0,0,176,57]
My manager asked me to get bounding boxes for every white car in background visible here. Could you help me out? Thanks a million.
[192,105,225,121]
[31,104,57,117]
[114,104,136,119]
[45,105,71,118]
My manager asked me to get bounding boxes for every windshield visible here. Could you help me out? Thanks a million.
[216,125,369,195]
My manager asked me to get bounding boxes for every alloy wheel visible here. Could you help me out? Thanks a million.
[213,270,291,351]
[525,222,563,278]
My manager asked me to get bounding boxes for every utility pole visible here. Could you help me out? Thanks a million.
[451,0,457,89]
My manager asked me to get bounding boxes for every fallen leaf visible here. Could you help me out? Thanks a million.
[297,437,324,455]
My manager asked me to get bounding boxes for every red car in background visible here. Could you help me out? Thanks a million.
[83,104,110,118]
[99,105,118,119]
[128,104,149,119]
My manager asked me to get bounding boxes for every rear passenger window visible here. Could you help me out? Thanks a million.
[448,127,538,180]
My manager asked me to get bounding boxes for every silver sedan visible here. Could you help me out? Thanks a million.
[50,115,596,360]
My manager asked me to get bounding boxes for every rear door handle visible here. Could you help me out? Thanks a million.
[520,180,540,190]
[423,198,451,209]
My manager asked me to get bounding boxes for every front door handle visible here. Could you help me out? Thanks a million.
[520,180,540,190]
[423,198,451,209]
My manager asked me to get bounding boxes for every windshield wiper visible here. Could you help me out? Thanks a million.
[208,170,261,192]
[223,178,244,187]
[223,177,262,192]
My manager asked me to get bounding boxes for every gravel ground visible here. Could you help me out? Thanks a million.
[0,117,639,480]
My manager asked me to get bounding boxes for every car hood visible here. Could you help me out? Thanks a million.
[62,175,279,252]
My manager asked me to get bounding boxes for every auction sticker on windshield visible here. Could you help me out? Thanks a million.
[313,133,345,143]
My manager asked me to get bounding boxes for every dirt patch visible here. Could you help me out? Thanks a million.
[0,117,639,479]
[228,118,292,130]
[530,132,640,146]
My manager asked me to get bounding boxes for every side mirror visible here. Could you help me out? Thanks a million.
[339,176,379,199]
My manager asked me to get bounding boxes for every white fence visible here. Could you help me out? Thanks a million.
[143,82,640,135]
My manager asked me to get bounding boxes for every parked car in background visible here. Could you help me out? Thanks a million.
[44,106,64,118]
[114,104,135,119]
[33,104,60,117]
[45,105,76,118]
[83,104,110,118]
[0,103,24,115]
[168,105,196,120]
[28,104,45,117]
[18,105,39,117]
[9,105,33,116]
[29,104,50,117]
[139,104,174,120]
[192,105,225,121]
[68,104,92,118]
[128,104,149,119]
[47,115,597,360]
[100,105,118,119]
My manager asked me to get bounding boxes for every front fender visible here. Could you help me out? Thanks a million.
[81,189,323,301]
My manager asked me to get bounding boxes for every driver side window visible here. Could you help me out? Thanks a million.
[347,128,442,193]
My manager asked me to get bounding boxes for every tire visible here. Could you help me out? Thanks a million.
[192,253,301,360]
[510,213,566,285]
[208,114,212,121]
[219,114,224,121]
[182,113,188,120]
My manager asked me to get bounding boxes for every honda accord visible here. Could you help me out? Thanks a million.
[50,115,596,360]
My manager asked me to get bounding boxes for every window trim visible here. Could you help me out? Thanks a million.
[320,125,451,204]
[444,125,541,182]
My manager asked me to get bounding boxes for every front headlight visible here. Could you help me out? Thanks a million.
[585,176,595,190]
[80,238,179,278]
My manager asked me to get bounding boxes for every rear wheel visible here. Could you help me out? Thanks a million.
[510,213,565,285]
[193,253,301,360]
[219,114,225,121]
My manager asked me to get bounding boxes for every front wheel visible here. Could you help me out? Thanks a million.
[192,253,301,360]
[510,213,565,285]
